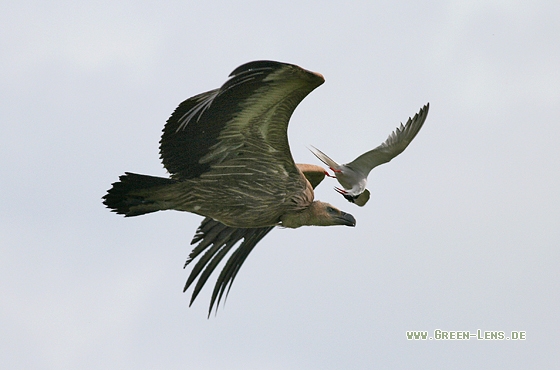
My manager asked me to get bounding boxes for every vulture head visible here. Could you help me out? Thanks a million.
[281,201,356,228]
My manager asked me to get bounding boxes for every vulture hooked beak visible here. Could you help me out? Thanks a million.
[337,211,356,227]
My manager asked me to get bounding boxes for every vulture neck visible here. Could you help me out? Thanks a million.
[281,201,334,229]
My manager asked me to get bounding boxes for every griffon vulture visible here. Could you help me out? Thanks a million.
[103,61,355,315]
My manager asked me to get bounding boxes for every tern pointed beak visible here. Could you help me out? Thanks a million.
[334,187,347,194]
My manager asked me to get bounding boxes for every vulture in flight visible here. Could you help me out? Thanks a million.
[310,103,429,206]
[103,60,355,316]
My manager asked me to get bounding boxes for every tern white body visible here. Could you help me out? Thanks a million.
[310,103,429,206]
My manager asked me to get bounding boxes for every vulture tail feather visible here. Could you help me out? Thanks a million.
[102,172,177,217]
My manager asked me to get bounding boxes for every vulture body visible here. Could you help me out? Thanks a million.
[103,61,355,315]
[310,103,429,206]
[183,164,329,314]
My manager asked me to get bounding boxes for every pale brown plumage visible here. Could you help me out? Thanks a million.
[103,61,355,315]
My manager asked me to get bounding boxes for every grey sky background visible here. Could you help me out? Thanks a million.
[2,1,559,368]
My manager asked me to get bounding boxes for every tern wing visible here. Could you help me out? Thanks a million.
[308,145,340,170]
[347,103,429,176]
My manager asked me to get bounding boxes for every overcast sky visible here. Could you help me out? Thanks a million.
[2,1,559,369]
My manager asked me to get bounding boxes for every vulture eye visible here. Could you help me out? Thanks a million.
[326,206,337,214]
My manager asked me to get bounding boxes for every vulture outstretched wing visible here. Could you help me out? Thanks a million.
[184,164,326,316]
[160,61,325,181]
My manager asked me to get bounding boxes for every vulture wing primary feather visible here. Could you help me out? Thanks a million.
[103,61,356,316]
[184,164,328,315]
[310,103,429,206]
